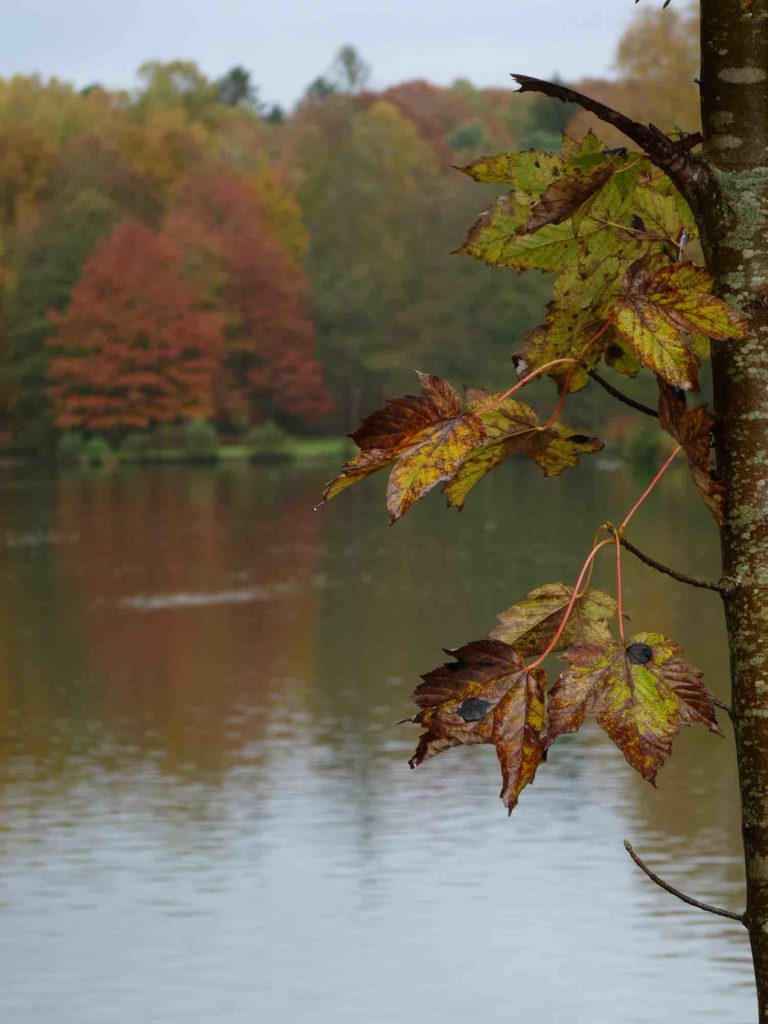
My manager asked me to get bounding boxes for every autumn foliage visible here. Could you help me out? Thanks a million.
[165,170,331,423]
[48,222,223,430]
[324,99,744,814]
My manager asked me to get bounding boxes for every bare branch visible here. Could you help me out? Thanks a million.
[587,369,659,418]
[511,75,703,203]
[624,841,745,924]
[607,526,723,593]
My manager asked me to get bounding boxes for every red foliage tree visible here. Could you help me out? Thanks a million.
[47,221,223,431]
[165,168,331,424]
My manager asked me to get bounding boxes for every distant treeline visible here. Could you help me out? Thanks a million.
[0,7,698,451]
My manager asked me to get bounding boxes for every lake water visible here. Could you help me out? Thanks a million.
[0,458,755,1023]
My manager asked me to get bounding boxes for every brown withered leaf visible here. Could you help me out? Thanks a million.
[547,632,721,784]
[607,255,747,390]
[320,373,485,521]
[408,639,547,814]
[524,163,615,233]
[443,389,602,509]
[657,380,725,524]
[490,583,617,657]
[350,371,462,449]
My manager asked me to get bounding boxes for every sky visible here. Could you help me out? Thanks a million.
[1,0,641,109]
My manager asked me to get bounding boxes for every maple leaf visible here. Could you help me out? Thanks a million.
[458,150,562,193]
[443,389,603,509]
[320,372,485,521]
[547,633,722,783]
[490,583,617,657]
[657,380,725,523]
[408,639,547,814]
[458,192,578,272]
[515,305,616,393]
[607,255,747,390]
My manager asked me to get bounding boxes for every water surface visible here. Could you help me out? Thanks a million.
[0,459,754,1023]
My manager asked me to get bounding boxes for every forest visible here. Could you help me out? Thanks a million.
[0,5,699,461]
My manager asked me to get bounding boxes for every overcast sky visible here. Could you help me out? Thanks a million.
[3,0,640,109]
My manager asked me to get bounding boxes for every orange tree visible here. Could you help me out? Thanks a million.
[321,1,768,1017]
[48,221,222,431]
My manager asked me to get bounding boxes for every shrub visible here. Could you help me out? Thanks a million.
[82,435,114,467]
[184,418,219,461]
[118,431,152,460]
[246,420,291,460]
[55,430,86,464]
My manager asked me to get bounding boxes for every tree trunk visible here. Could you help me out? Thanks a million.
[700,2,768,1017]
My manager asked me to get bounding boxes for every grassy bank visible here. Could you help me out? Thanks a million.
[117,435,352,465]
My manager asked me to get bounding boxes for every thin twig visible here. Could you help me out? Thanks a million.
[587,369,659,418]
[624,841,746,925]
[607,527,723,593]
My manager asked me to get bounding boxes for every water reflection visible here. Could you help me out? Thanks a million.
[0,460,754,1023]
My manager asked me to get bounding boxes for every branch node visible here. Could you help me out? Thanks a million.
[624,841,746,925]
[718,575,739,596]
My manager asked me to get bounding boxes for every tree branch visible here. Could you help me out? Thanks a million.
[511,75,704,207]
[624,841,745,925]
[587,369,659,418]
[606,526,723,593]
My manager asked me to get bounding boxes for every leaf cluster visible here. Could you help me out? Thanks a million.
[320,372,602,520]
[408,584,721,814]
[321,127,743,816]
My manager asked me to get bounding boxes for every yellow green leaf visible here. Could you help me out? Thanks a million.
[386,412,485,522]
[443,391,603,508]
[459,192,578,272]
[548,633,721,783]
[490,583,617,657]
[458,150,562,192]
[607,255,747,390]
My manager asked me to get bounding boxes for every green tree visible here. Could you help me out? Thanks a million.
[322,4,768,1019]
[134,60,218,121]
[290,93,549,425]
[290,96,436,423]
[5,189,124,448]
[216,66,260,109]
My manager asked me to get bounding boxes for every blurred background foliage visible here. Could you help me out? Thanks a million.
[0,5,698,454]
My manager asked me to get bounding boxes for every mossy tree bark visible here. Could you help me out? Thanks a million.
[700,2,768,1017]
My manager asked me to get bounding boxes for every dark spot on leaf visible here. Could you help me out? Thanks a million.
[603,146,628,157]
[445,659,467,673]
[670,386,687,400]
[626,642,654,665]
[606,344,624,361]
[631,214,646,232]
[457,697,493,722]
[566,434,592,444]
